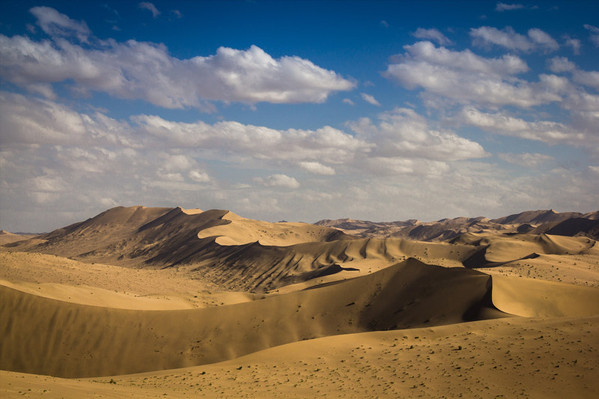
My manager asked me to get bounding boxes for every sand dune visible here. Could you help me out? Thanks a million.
[0,252,256,308]
[2,206,599,398]
[2,316,598,398]
[197,210,349,246]
[0,231,37,246]
[0,258,504,377]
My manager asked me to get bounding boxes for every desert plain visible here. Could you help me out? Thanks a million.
[1,206,599,398]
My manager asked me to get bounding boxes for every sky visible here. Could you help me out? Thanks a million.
[1,0,598,232]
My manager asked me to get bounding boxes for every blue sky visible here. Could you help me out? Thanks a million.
[1,0,598,232]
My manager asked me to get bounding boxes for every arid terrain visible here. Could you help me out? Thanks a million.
[2,206,599,398]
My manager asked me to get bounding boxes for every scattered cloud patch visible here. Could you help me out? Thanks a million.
[139,2,160,18]
[384,41,562,108]
[584,24,599,47]
[498,152,554,167]
[30,6,90,42]
[342,98,355,106]
[454,106,591,146]
[495,3,524,12]
[256,174,300,189]
[548,56,576,73]
[0,8,354,110]
[412,28,452,46]
[471,26,559,52]
[298,161,336,175]
[361,93,381,106]
[348,108,488,162]
[564,36,581,54]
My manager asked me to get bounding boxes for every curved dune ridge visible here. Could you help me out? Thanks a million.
[197,211,348,246]
[6,206,599,291]
[0,258,502,377]
[2,206,599,397]
[2,257,599,379]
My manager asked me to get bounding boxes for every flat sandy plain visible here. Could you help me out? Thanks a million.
[1,206,599,398]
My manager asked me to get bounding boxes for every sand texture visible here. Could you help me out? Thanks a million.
[2,206,599,398]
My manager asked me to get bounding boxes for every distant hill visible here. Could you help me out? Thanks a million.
[4,206,598,291]
[315,209,599,241]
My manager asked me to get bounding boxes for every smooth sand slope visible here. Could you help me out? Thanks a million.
[2,206,599,398]
[1,259,504,377]
[2,316,598,398]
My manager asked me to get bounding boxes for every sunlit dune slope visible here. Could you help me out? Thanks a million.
[197,210,348,246]
[1,258,501,377]
[2,316,598,399]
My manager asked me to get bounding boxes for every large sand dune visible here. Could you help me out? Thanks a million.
[2,206,599,397]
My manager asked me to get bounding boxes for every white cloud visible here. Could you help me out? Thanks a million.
[498,152,554,167]
[584,24,599,47]
[564,36,581,54]
[412,28,452,45]
[139,2,160,18]
[30,6,90,42]
[134,115,370,165]
[548,56,576,73]
[0,8,355,109]
[342,98,355,106]
[0,91,86,145]
[495,3,524,12]
[471,26,559,52]
[189,170,211,183]
[547,57,599,91]
[361,93,381,106]
[298,161,336,175]
[527,28,560,52]
[384,41,561,108]
[2,93,597,232]
[348,108,488,162]
[256,174,300,189]
[454,106,591,146]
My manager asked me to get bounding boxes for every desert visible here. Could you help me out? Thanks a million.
[1,206,599,398]
[3,1,599,398]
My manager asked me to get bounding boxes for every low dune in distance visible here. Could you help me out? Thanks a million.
[1,206,599,398]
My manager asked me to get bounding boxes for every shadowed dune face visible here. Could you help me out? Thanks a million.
[2,206,599,398]
[0,259,502,378]
[6,206,599,292]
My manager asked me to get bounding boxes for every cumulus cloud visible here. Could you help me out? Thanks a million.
[471,26,559,52]
[361,93,381,106]
[255,174,300,189]
[134,115,371,165]
[2,91,597,232]
[547,57,599,91]
[384,41,561,107]
[412,28,452,45]
[348,108,488,162]
[30,6,90,42]
[454,106,592,146]
[0,8,354,110]
[498,152,554,167]
[139,2,160,18]
[548,56,576,73]
[298,161,336,175]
